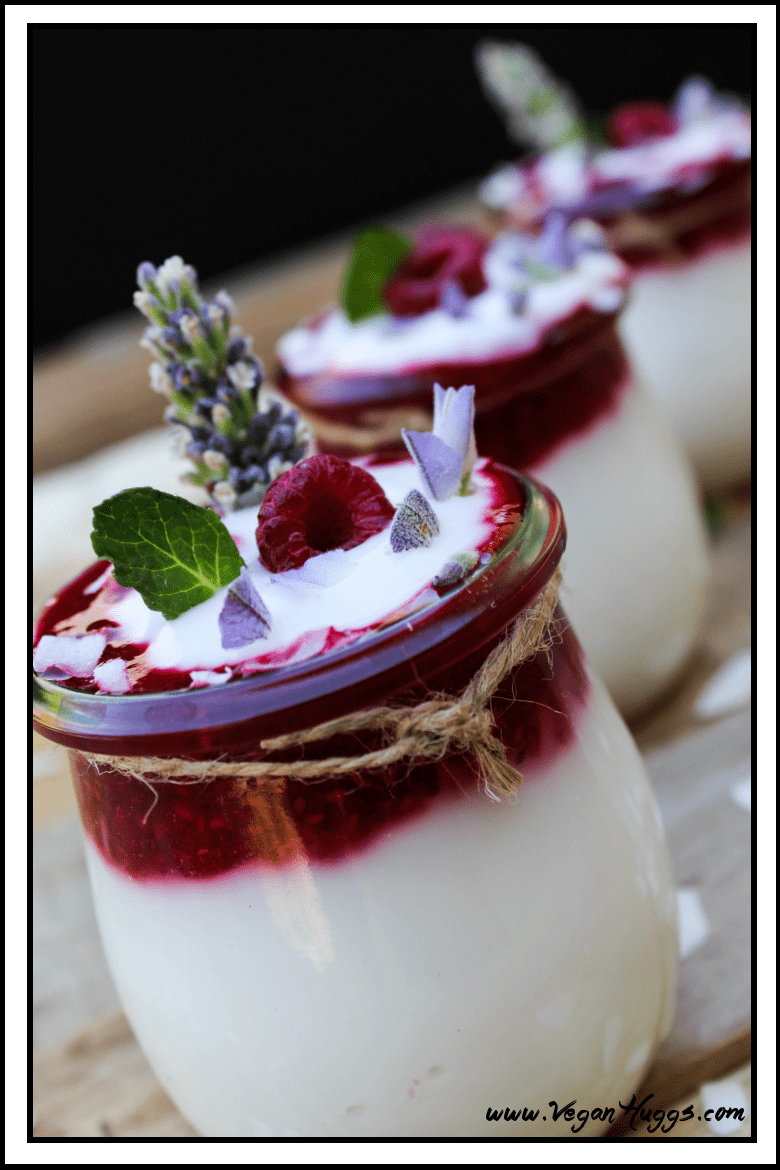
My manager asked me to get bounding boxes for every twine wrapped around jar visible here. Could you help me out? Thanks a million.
[291,405,433,459]
[83,570,562,801]
[605,169,752,262]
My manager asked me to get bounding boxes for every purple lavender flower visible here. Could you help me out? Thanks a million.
[136,261,158,290]
[534,213,574,269]
[133,255,312,510]
[163,325,185,348]
[218,567,271,649]
[226,336,248,363]
[439,280,471,318]
[390,490,440,552]
[402,384,477,501]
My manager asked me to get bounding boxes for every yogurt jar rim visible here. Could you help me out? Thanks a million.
[32,469,564,754]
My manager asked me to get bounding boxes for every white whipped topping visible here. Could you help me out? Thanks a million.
[481,107,751,213]
[33,632,106,678]
[277,240,626,378]
[591,109,751,189]
[93,658,131,694]
[104,460,496,676]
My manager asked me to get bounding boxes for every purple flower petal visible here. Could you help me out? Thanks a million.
[534,212,576,269]
[390,490,440,552]
[432,384,476,483]
[401,430,464,501]
[219,567,271,649]
[439,280,471,317]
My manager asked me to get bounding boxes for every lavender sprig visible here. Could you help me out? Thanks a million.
[474,40,587,152]
[134,256,313,511]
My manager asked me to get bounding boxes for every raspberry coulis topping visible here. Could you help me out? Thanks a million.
[69,611,588,881]
[384,227,489,317]
[255,453,396,572]
[281,305,630,471]
[36,463,587,880]
[606,101,678,147]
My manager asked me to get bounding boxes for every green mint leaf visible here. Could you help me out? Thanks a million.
[91,487,245,621]
[341,227,412,323]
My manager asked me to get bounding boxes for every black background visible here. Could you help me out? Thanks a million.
[31,22,755,351]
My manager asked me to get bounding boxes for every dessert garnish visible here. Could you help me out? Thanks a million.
[37,378,493,690]
[433,551,480,589]
[341,228,413,323]
[384,227,488,318]
[340,226,489,322]
[389,490,440,552]
[91,487,245,621]
[476,46,750,228]
[33,632,107,680]
[402,384,476,500]
[218,567,272,649]
[485,215,611,298]
[255,453,396,572]
[474,39,587,152]
[606,102,677,148]
[135,256,312,511]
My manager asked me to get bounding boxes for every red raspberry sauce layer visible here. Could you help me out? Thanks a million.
[600,158,751,273]
[280,307,629,470]
[69,611,589,880]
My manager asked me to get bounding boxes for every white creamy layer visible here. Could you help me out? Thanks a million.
[277,244,626,377]
[618,240,752,490]
[481,107,751,212]
[81,672,678,1137]
[533,377,710,718]
[107,461,495,675]
[590,109,751,189]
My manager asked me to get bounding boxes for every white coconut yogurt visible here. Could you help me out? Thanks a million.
[34,461,498,690]
[277,241,627,377]
[618,239,751,491]
[80,667,678,1138]
[531,377,711,717]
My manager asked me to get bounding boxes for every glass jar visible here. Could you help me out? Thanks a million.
[279,306,710,718]
[33,473,677,1138]
[614,159,751,491]
[485,153,751,491]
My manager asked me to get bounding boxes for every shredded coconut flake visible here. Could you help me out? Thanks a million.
[93,658,131,694]
[33,633,106,678]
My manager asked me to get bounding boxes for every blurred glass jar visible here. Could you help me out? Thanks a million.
[480,83,752,491]
[277,231,710,717]
[33,473,677,1138]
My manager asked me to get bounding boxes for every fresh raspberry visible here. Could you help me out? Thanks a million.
[255,454,396,572]
[384,226,489,318]
[606,102,678,148]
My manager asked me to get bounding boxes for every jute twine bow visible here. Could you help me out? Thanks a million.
[83,570,562,801]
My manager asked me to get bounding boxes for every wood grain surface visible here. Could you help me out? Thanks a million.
[32,1009,750,1139]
